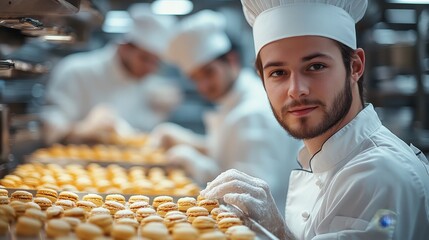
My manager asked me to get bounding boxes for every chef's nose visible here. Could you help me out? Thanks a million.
[288,72,309,99]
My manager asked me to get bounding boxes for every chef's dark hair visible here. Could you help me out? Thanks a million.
[255,41,365,107]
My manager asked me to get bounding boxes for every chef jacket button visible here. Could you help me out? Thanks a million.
[301,211,310,220]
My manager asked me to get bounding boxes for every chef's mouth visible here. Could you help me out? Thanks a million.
[287,106,318,116]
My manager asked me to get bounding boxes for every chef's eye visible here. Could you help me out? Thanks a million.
[269,70,287,77]
[308,64,326,71]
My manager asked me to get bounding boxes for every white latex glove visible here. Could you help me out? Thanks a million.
[167,144,220,185]
[312,209,397,240]
[70,105,135,142]
[150,123,202,150]
[200,169,291,239]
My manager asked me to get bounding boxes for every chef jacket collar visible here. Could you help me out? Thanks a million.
[298,104,381,173]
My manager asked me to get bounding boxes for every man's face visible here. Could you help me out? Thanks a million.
[121,44,160,78]
[189,59,235,102]
[259,36,352,140]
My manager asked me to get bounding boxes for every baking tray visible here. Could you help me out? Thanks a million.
[1,189,277,240]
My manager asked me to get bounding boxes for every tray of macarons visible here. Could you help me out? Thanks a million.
[28,143,169,167]
[0,188,274,239]
[0,162,201,196]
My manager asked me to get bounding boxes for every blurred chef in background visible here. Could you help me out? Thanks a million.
[41,3,182,145]
[151,10,302,212]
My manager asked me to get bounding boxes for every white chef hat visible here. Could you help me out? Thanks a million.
[125,3,176,57]
[241,0,368,55]
[166,10,232,74]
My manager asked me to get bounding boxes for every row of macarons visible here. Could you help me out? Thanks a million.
[0,189,256,239]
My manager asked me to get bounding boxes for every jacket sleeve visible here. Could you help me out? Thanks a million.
[313,148,427,240]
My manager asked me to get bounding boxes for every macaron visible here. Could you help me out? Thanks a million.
[225,226,255,240]
[199,230,226,240]
[114,209,134,221]
[25,202,42,211]
[36,188,58,203]
[90,207,111,217]
[75,223,103,240]
[218,218,243,232]
[197,195,206,202]
[129,201,150,213]
[10,190,33,203]
[165,210,186,218]
[128,195,150,205]
[157,202,178,217]
[46,206,64,219]
[45,219,72,238]
[163,213,188,229]
[140,215,163,227]
[82,194,104,207]
[102,201,125,215]
[0,189,8,197]
[216,212,239,222]
[136,207,156,223]
[55,199,76,210]
[105,194,126,206]
[210,208,226,220]
[24,208,47,224]
[186,206,209,223]
[0,205,15,222]
[9,200,26,217]
[111,224,135,240]
[58,191,79,203]
[15,216,42,237]
[172,226,199,240]
[64,207,87,222]
[0,196,8,206]
[62,216,81,230]
[152,196,173,209]
[177,197,197,212]
[87,214,113,235]
[76,200,97,213]
[33,197,53,210]
[116,218,139,229]
[192,216,216,233]
[140,222,169,239]
[198,199,219,213]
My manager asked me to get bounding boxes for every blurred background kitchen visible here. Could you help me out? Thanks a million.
[1,0,429,177]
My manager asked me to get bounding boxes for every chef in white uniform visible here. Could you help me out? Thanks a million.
[41,3,182,144]
[151,10,302,213]
[201,1,429,239]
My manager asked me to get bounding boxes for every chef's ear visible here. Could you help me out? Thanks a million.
[351,48,365,83]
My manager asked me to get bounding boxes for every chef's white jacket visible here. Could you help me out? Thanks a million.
[42,44,180,143]
[205,68,302,213]
[286,104,429,239]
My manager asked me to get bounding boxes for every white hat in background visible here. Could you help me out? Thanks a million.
[125,3,177,57]
[241,0,368,55]
[166,10,231,74]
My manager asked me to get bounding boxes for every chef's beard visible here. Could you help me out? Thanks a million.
[271,79,353,140]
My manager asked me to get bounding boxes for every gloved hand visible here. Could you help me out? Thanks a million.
[167,144,220,185]
[150,123,202,150]
[69,105,135,142]
[200,169,291,239]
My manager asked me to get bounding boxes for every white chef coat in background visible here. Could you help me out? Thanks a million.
[205,68,302,213]
[41,44,181,144]
[285,104,429,240]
